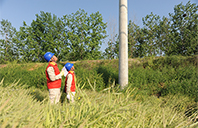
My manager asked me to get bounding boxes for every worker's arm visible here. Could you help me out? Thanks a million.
[47,66,63,81]
[66,74,73,94]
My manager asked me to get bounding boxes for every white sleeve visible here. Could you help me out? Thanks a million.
[66,74,73,94]
[47,66,62,81]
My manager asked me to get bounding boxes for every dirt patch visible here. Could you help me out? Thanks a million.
[0,64,7,68]
[28,64,45,71]
[128,58,140,63]
[0,59,141,70]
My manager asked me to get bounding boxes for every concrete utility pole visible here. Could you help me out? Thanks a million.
[119,0,128,89]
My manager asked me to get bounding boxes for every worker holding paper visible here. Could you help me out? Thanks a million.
[63,62,76,103]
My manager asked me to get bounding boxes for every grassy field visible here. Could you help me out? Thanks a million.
[0,79,197,128]
[0,56,197,127]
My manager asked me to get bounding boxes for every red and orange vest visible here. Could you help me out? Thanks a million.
[45,62,61,89]
[64,71,76,92]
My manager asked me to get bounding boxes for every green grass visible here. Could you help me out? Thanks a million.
[0,56,197,127]
[0,56,197,101]
[0,79,197,128]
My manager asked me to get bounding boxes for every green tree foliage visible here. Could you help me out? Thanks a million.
[128,20,145,58]
[167,1,198,56]
[0,1,197,63]
[129,1,197,58]
[62,9,107,61]
[103,34,119,59]
[0,19,18,63]
[157,16,171,56]
[17,12,67,62]
[142,12,161,56]
[15,9,107,62]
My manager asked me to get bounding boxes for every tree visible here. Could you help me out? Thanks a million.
[166,1,198,56]
[103,18,119,59]
[157,16,172,56]
[0,19,18,63]
[131,1,198,57]
[142,12,162,56]
[103,35,119,59]
[18,11,67,62]
[132,28,147,58]
[62,9,107,61]
[16,9,107,62]
[128,20,142,58]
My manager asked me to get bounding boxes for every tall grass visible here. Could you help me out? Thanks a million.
[0,56,197,127]
[0,79,47,127]
[0,79,197,128]
[0,56,197,101]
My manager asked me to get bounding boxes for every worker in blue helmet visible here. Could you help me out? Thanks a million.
[44,52,64,104]
[63,62,76,103]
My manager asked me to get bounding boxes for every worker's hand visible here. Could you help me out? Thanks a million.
[60,70,65,76]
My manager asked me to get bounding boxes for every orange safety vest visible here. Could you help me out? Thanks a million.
[64,71,76,92]
[45,62,61,89]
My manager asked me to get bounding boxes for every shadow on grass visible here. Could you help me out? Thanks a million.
[96,65,118,88]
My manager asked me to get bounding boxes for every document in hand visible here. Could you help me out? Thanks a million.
[61,66,68,77]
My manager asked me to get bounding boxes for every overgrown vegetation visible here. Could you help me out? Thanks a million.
[0,56,197,101]
[0,0,197,127]
[0,55,197,127]
[0,80,197,127]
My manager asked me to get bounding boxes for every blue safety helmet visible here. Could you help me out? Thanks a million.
[64,62,74,71]
[44,52,54,62]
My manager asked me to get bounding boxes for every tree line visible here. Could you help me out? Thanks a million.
[0,1,197,63]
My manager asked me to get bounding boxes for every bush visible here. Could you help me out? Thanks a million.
[0,55,197,101]
[0,63,64,90]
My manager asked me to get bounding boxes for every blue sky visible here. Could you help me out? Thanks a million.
[0,0,197,51]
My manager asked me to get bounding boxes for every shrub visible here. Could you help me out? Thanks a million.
[0,55,197,101]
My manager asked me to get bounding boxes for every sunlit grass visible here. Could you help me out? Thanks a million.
[0,79,197,128]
